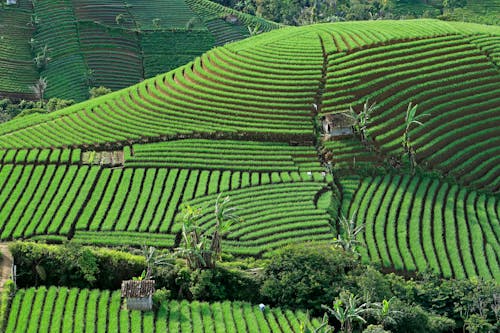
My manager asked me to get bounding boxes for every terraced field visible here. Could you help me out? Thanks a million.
[0,8,38,99]
[0,20,498,282]
[5,287,318,332]
[341,175,500,280]
[0,0,278,101]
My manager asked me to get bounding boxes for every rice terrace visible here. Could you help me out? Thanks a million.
[0,0,499,332]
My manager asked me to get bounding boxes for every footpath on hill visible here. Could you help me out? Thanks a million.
[0,244,12,292]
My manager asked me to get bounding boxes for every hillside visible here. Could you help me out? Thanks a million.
[0,0,279,101]
[0,19,498,282]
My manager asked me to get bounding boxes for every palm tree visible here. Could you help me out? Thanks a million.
[369,298,401,328]
[402,102,428,173]
[30,77,48,106]
[176,194,239,269]
[322,291,370,333]
[300,313,334,333]
[333,212,364,256]
[343,100,377,144]
[206,194,239,268]
[141,246,172,280]
[176,204,207,270]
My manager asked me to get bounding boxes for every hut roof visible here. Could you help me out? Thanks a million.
[121,280,155,298]
[323,112,354,128]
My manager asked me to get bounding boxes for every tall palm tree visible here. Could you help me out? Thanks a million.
[29,77,48,106]
[402,102,429,173]
[343,100,377,144]
[333,212,364,256]
[207,194,239,268]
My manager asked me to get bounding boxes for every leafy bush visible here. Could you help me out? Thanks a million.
[10,242,145,289]
[189,266,260,302]
[260,243,358,314]
[89,86,112,99]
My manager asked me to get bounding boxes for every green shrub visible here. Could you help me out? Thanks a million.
[260,243,358,314]
[189,266,260,303]
[9,242,145,289]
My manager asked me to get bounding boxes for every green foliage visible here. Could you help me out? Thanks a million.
[89,86,112,99]
[261,243,358,314]
[9,242,145,289]
[152,288,171,309]
[175,195,237,270]
[322,291,370,333]
[362,325,390,333]
[188,266,260,302]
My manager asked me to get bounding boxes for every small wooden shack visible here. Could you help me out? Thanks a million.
[322,113,354,138]
[121,280,155,311]
[225,14,239,24]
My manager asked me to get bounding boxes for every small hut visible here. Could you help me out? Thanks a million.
[121,280,155,311]
[322,113,354,138]
[225,14,239,24]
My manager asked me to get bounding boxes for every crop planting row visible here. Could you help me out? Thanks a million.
[0,9,38,95]
[140,31,214,77]
[322,138,379,170]
[290,19,498,54]
[125,139,323,172]
[5,287,317,333]
[321,34,500,192]
[79,22,143,91]
[342,174,500,280]
[205,19,250,46]
[71,0,134,29]
[467,34,500,66]
[77,167,328,236]
[177,182,333,256]
[30,231,176,248]
[185,0,278,33]
[0,39,321,148]
[1,21,497,149]
[127,0,204,30]
[0,165,98,240]
[0,148,80,165]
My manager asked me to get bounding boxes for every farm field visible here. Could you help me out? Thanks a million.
[0,19,498,283]
[0,0,279,101]
[0,10,499,333]
[0,8,38,99]
[4,287,319,332]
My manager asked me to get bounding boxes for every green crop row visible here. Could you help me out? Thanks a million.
[5,287,316,333]
[0,148,80,164]
[345,174,500,280]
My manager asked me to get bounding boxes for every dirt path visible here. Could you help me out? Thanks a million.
[0,244,12,292]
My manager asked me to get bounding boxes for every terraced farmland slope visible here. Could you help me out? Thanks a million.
[0,0,279,101]
[0,19,498,280]
[5,287,318,332]
[341,175,500,281]
[0,8,38,99]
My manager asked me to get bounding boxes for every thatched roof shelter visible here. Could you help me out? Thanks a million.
[121,280,155,298]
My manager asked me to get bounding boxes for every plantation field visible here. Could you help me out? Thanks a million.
[5,287,318,332]
[341,175,500,281]
[0,19,498,281]
[0,8,38,98]
[0,0,278,101]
